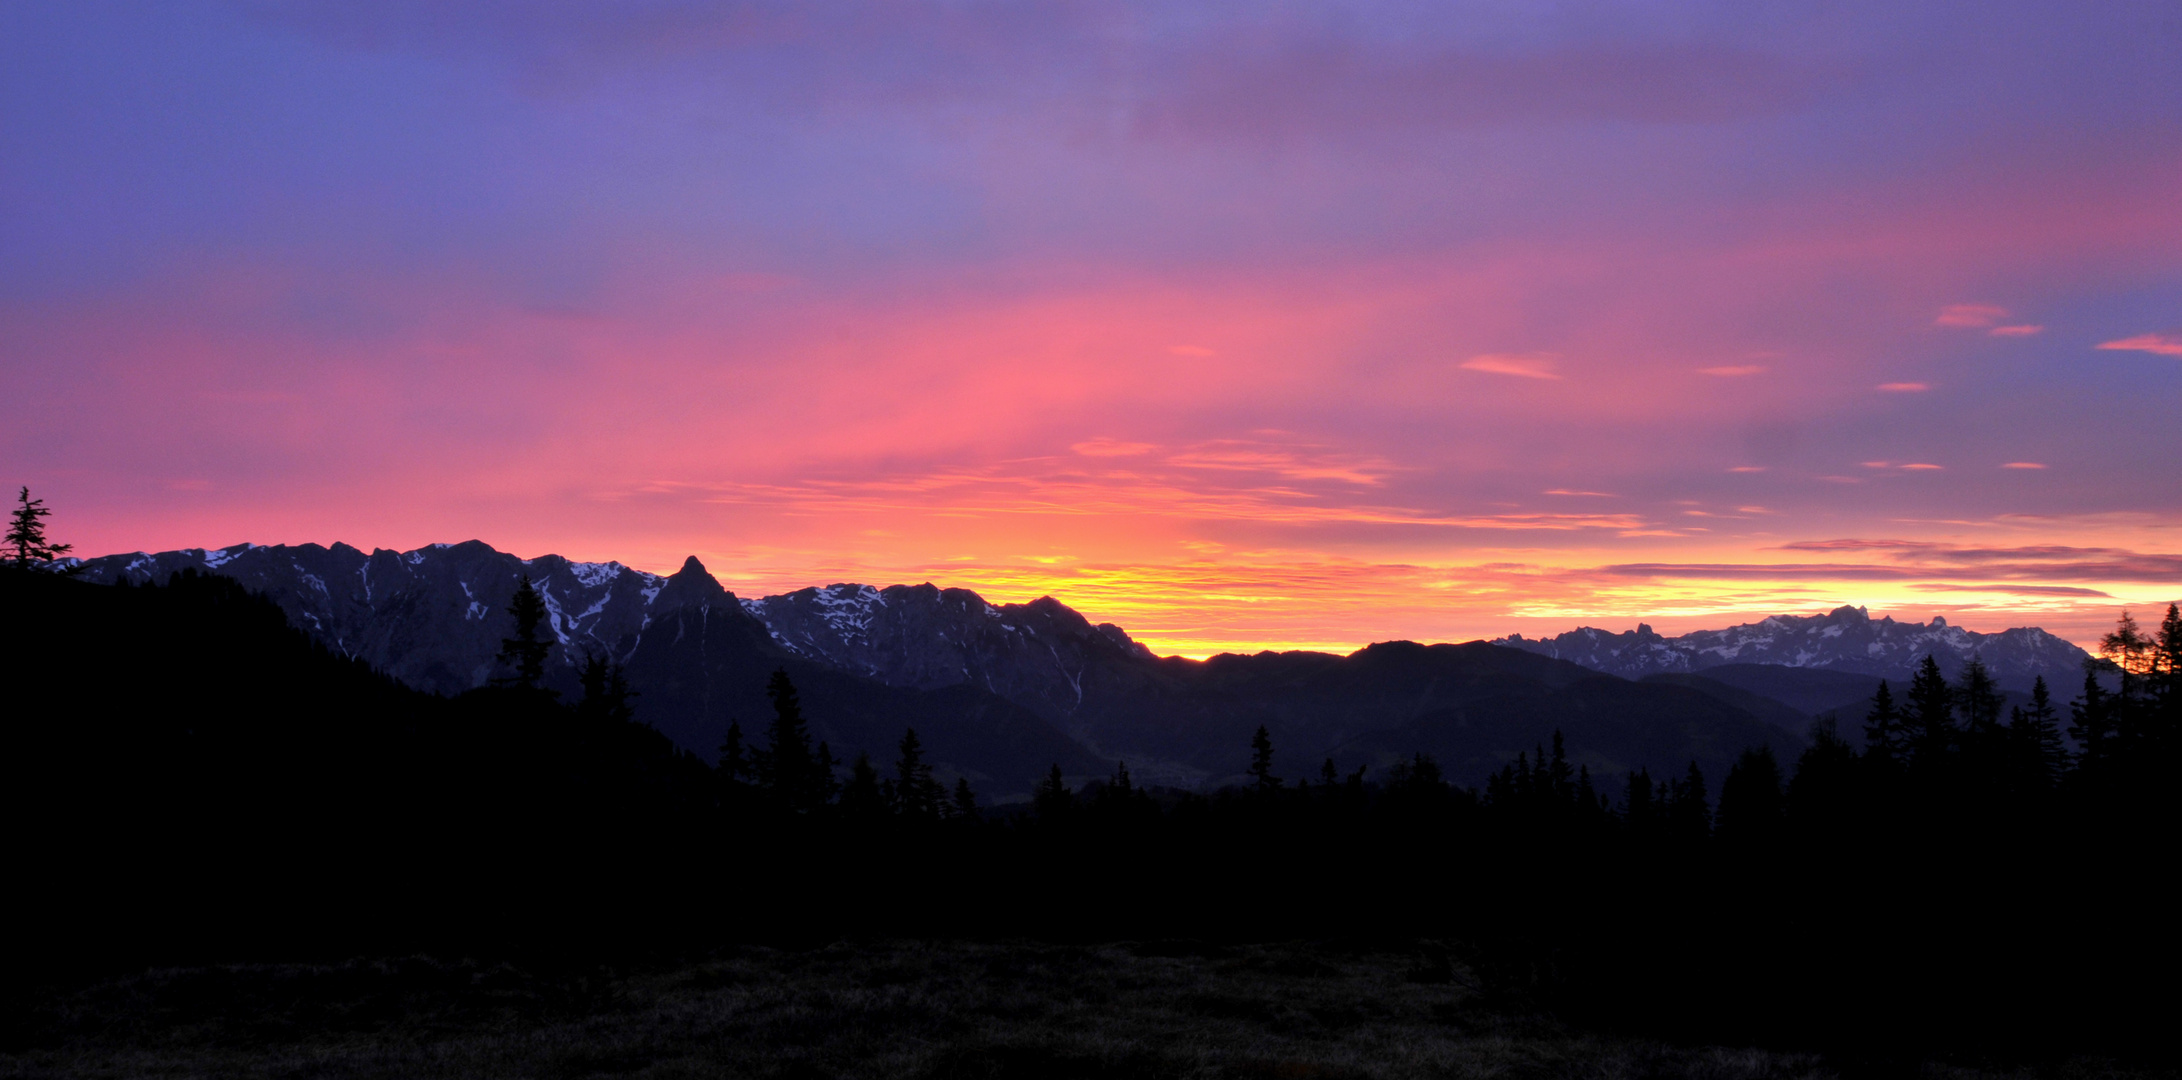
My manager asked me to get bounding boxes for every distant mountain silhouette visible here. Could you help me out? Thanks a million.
[72,541,1867,790]
[1493,605,2090,690]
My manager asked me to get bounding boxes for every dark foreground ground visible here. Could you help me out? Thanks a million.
[1,940,2167,1080]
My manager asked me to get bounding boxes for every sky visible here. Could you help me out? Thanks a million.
[4,1,2180,656]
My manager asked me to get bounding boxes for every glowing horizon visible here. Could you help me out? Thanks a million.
[5,2,2179,659]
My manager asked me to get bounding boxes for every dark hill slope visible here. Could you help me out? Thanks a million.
[1061,641,1804,788]
[0,570,715,971]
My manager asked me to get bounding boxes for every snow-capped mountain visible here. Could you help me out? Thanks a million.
[743,583,1153,727]
[68,540,2093,791]
[1492,605,2092,690]
[67,542,1110,788]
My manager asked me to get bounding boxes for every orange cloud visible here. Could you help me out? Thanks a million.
[2002,462,2046,469]
[1877,382,1930,392]
[1460,352,1562,380]
[1698,364,1765,376]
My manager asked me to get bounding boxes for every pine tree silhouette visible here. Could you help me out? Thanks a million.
[1906,655,1956,765]
[839,752,888,824]
[893,727,945,820]
[2069,668,2118,771]
[495,575,552,689]
[1863,679,1901,764]
[1248,725,1282,791]
[1955,658,2004,740]
[950,777,979,820]
[2011,676,2067,787]
[576,651,637,724]
[1667,761,1711,841]
[5,486,72,569]
[1033,763,1076,825]
[1716,746,1784,851]
[754,669,828,813]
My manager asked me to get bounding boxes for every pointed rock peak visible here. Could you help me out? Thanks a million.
[1637,623,1654,637]
[1932,615,1948,627]
[655,555,729,608]
[1828,604,1869,622]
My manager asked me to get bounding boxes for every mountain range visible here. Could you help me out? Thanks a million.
[1492,607,2091,690]
[68,541,2092,795]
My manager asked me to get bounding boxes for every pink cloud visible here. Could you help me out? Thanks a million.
[1460,353,1562,380]
[1935,303,2009,328]
[1698,364,1765,376]
[1988,324,2043,337]
[2097,333,2182,357]
[2002,462,2046,469]
[1073,438,1157,457]
[1877,382,1930,392]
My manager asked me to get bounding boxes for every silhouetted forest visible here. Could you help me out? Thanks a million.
[3,569,2175,1064]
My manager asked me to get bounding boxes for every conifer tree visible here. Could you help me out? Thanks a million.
[717,720,752,806]
[576,651,636,724]
[893,727,945,820]
[2069,668,2118,771]
[1906,655,1955,764]
[1666,761,1710,841]
[1320,757,1338,788]
[1622,767,1657,835]
[1033,764,1076,824]
[5,486,71,569]
[1716,746,1785,850]
[754,669,828,813]
[951,776,979,820]
[1248,725,1282,791]
[1863,679,1901,764]
[495,575,552,689]
[2011,676,2067,786]
[1955,658,2003,738]
[1786,718,1858,834]
[2101,610,2154,683]
[839,752,888,824]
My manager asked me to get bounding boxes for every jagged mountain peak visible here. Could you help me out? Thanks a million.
[1493,607,2089,689]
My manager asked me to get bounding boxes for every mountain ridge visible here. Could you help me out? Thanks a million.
[65,540,2085,792]
[1492,604,2092,691]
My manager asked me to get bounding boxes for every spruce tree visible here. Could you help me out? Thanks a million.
[755,669,826,813]
[839,752,888,824]
[1955,658,2003,739]
[5,486,72,569]
[2069,668,2118,771]
[893,727,945,820]
[1716,746,1785,850]
[717,720,752,807]
[1667,761,1710,841]
[577,651,636,724]
[495,575,552,689]
[951,777,979,820]
[1906,655,1955,765]
[1248,725,1282,791]
[1622,767,1657,836]
[1033,764,1076,824]
[1863,679,1901,764]
[2011,676,2067,787]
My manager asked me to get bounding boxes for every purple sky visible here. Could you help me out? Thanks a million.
[5,1,2179,654]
